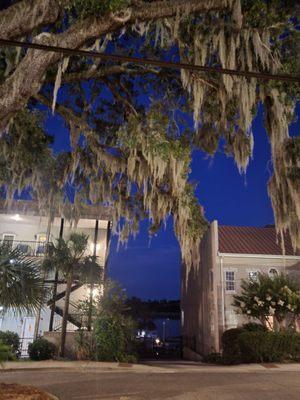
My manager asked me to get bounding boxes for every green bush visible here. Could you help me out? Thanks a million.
[221,328,246,364]
[93,314,137,362]
[28,338,56,361]
[242,322,268,332]
[0,331,20,357]
[74,330,96,360]
[0,343,13,364]
[118,354,138,364]
[203,352,222,364]
[238,331,300,363]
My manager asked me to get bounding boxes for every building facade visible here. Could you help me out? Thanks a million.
[0,200,111,356]
[181,221,300,358]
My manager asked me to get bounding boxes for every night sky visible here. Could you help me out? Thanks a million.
[108,105,300,300]
[39,94,300,301]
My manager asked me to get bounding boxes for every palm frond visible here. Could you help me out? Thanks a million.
[0,244,47,314]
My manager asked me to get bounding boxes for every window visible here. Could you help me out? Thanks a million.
[35,234,47,256]
[225,271,235,292]
[2,234,15,250]
[269,268,278,278]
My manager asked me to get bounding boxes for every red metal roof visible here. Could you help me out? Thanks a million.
[218,225,297,256]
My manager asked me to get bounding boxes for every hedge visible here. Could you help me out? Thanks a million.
[239,331,300,363]
[28,338,56,361]
[0,331,20,358]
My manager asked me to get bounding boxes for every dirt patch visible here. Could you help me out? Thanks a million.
[0,383,58,400]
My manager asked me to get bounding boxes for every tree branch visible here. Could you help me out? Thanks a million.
[35,93,126,169]
[104,78,139,117]
[0,0,227,130]
[0,0,61,40]
[61,64,160,84]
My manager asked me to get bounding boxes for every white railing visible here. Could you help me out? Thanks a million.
[1,240,50,256]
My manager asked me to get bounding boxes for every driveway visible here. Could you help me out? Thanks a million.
[1,361,300,399]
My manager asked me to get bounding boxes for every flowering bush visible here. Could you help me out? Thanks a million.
[233,273,300,331]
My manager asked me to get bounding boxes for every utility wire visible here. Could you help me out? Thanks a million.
[0,38,299,83]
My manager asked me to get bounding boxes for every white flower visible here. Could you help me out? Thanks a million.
[257,300,265,307]
[269,307,275,315]
[266,295,272,301]
[254,296,260,303]
[240,302,245,308]
[247,310,251,315]
[277,300,284,306]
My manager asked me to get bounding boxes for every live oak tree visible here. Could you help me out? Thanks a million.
[0,0,299,273]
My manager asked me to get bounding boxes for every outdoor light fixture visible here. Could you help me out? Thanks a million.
[155,338,161,345]
[87,287,99,298]
[10,213,22,221]
[89,242,101,253]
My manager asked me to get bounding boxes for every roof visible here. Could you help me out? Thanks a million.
[0,199,112,221]
[218,225,297,256]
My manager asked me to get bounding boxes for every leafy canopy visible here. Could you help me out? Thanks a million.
[0,0,299,270]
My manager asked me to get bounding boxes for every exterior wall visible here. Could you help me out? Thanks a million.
[43,331,92,359]
[181,221,219,357]
[0,210,110,355]
[0,215,109,266]
[182,220,300,359]
[218,254,300,333]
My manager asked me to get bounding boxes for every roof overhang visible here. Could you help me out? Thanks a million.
[218,252,300,260]
[0,199,112,221]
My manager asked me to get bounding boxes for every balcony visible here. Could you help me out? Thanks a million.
[0,240,50,257]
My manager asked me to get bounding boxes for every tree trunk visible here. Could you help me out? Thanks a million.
[59,271,73,357]
[0,0,60,40]
[34,214,52,339]
[87,282,94,331]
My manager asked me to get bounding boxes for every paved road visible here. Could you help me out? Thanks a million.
[1,362,300,400]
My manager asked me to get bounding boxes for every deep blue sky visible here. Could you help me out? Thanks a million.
[45,96,300,301]
[107,104,300,300]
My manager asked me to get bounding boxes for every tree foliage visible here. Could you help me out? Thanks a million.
[233,273,300,330]
[0,0,299,271]
[0,243,46,313]
[43,232,92,356]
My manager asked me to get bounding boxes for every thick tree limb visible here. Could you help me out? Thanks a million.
[0,0,227,131]
[0,0,61,40]
[62,65,160,83]
[35,93,126,169]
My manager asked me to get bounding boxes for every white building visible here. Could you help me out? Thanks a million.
[181,221,300,358]
[0,200,111,356]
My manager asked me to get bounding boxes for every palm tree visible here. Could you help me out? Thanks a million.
[43,233,90,357]
[0,243,45,313]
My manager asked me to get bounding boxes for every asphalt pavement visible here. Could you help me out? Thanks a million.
[1,361,300,399]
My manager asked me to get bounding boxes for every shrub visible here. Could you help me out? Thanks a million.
[0,343,13,364]
[203,352,222,364]
[238,331,300,363]
[28,338,56,361]
[221,328,245,364]
[242,322,268,332]
[93,314,137,362]
[118,354,138,364]
[74,330,96,360]
[0,331,20,357]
